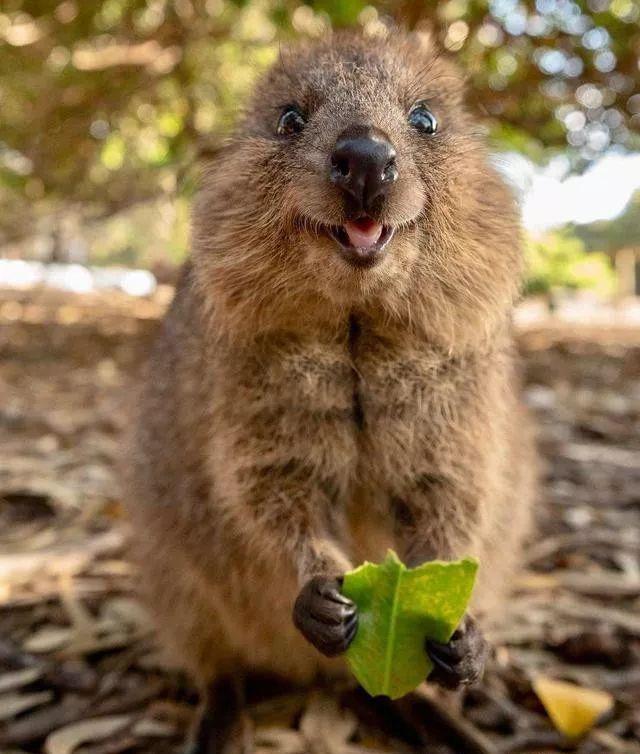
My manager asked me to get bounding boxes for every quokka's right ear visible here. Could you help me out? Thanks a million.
[408,19,466,61]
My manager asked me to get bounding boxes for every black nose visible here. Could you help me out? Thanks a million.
[330,128,398,214]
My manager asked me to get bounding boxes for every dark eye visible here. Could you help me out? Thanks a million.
[277,106,306,136]
[408,102,438,135]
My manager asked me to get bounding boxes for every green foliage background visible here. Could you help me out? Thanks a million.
[524,230,616,296]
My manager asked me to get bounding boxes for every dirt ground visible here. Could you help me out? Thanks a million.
[1,286,639,754]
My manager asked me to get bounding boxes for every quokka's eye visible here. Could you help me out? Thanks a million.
[408,102,438,135]
[277,106,306,136]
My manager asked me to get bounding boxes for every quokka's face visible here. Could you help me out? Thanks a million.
[214,31,486,303]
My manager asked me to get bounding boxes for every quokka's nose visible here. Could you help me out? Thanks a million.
[330,128,398,214]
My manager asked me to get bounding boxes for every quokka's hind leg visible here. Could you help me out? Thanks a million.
[186,671,303,754]
[186,675,248,754]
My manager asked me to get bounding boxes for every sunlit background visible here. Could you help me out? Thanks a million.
[1,0,639,306]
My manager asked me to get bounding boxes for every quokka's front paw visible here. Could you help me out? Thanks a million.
[293,575,358,657]
[425,614,489,690]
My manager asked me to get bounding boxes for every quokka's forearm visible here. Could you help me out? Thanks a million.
[377,410,498,567]
[209,422,355,584]
[391,429,508,569]
[215,478,353,584]
[208,341,358,583]
[399,481,485,567]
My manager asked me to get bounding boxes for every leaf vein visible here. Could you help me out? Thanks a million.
[382,562,403,695]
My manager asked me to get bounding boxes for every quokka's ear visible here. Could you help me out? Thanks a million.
[405,21,445,57]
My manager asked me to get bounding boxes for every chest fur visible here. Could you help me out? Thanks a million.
[213,326,479,504]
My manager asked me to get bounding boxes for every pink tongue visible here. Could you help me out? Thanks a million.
[344,219,383,249]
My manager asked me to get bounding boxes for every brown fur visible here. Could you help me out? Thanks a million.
[124,30,536,690]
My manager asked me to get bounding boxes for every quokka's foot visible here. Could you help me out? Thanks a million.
[293,575,358,657]
[186,676,248,754]
[425,615,489,690]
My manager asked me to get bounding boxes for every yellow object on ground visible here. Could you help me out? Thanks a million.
[533,675,614,739]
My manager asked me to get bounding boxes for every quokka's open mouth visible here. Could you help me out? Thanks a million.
[325,218,396,269]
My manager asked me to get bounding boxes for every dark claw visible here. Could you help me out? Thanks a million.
[345,616,358,643]
[425,615,489,690]
[293,575,358,657]
[317,577,352,604]
[427,638,458,662]
[345,612,358,632]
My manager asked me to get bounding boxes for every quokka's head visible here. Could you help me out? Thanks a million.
[194,30,520,324]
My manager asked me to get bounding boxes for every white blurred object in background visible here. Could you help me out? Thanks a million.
[0,259,157,297]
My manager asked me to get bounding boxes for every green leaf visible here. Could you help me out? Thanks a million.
[341,550,478,700]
